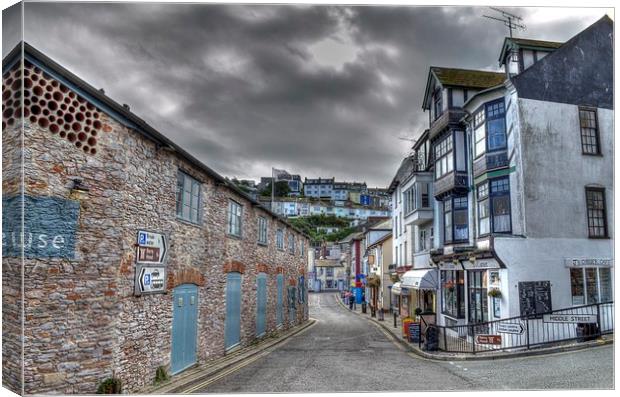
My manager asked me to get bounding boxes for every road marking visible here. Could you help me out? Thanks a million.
[182,320,318,393]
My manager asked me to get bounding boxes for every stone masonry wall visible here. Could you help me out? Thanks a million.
[5,59,309,394]
[2,114,24,394]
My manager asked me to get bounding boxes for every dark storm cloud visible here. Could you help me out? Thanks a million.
[2,2,608,186]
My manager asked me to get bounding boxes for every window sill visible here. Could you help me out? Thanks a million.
[588,235,610,239]
[176,216,203,228]
[581,152,603,157]
[441,312,465,320]
[257,241,268,247]
[226,233,243,241]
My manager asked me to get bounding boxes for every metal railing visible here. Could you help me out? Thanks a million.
[416,301,613,353]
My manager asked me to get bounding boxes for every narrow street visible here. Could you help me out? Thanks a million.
[193,292,614,393]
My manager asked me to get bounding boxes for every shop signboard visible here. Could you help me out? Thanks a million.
[134,265,166,295]
[497,322,525,335]
[543,314,597,324]
[136,230,167,264]
[461,258,501,270]
[408,322,421,343]
[475,334,502,345]
[437,261,463,271]
[564,258,613,268]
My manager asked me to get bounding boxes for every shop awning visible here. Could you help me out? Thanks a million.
[401,269,439,290]
[390,282,402,295]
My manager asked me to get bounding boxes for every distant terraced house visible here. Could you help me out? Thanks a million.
[2,42,310,395]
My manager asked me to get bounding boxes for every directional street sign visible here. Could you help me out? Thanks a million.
[134,265,166,295]
[475,334,502,345]
[543,314,598,324]
[497,322,525,335]
[136,230,167,264]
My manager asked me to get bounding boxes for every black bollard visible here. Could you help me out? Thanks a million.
[393,312,397,328]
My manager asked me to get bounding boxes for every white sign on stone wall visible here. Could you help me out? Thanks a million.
[134,265,167,296]
[136,230,167,264]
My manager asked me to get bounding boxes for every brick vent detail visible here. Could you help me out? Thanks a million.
[2,61,103,155]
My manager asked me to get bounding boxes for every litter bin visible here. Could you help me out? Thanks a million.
[378,309,384,321]
[361,301,367,314]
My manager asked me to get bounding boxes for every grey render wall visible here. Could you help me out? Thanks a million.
[517,98,613,239]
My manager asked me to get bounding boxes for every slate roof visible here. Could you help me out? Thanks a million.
[509,38,564,49]
[498,37,564,64]
[431,67,506,89]
[386,155,416,194]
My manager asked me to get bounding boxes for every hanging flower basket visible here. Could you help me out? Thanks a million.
[367,275,381,288]
[444,280,455,291]
[488,288,502,298]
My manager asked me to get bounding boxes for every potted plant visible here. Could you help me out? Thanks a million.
[488,288,502,298]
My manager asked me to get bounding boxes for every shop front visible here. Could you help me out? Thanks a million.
[401,269,438,333]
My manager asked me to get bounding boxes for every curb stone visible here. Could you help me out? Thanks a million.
[142,319,316,394]
[333,293,613,361]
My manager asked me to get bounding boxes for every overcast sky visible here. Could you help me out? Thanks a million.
[2,2,612,186]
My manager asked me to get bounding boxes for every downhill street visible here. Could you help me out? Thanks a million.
[192,292,613,393]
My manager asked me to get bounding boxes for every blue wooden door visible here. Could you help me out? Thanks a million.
[288,286,297,325]
[171,284,198,374]
[256,273,267,337]
[276,274,284,327]
[225,272,242,350]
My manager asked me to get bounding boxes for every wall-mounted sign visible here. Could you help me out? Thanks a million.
[564,258,612,268]
[497,322,524,335]
[543,314,597,324]
[134,265,166,295]
[461,258,500,270]
[475,334,502,345]
[136,230,167,264]
[437,261,463,271]
[2,195,80,259]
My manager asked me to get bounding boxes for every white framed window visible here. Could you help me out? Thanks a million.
[227,200,242,237]
[176,170,201,224]
[257,216,268,245]
[570,267,612,305]
[288,234,295,254]
[276,229,284,250]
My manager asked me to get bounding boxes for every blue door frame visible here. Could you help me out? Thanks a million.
[256,273,267,337]
[171,284,198,374]
[288,286,297,325]
[224,272,242,350]
[276,274,284,327]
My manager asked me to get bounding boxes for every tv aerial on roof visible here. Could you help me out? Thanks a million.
[483,7,526,38]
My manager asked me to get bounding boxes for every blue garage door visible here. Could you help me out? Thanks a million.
[224,272,242,350]
[256,273,267,337]
[276,274,284,327]
[171,284,198,374]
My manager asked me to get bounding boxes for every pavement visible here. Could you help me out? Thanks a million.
[155,292,614,393]
[336,292,614,361]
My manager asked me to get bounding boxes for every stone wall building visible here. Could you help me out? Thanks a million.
[2,42,310,395]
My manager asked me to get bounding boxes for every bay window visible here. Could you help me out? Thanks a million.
[477,183,490,235]
[444,196,468,244]
[473,99,506,158]
[434,134,453,179]
[476,177,511,236]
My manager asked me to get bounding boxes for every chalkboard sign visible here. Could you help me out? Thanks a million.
[408,322,421,343]
[519,281,552,317]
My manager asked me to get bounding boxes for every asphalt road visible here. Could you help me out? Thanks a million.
[194,292,613,393]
